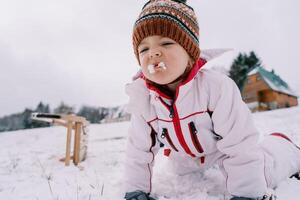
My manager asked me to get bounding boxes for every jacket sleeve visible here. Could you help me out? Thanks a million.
[123,114,160,194]
[207,73,267,198]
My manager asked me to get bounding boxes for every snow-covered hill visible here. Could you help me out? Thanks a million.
[1,107,300,200]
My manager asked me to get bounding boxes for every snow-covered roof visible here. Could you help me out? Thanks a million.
[248,67,259,76]
[247,67,298,97]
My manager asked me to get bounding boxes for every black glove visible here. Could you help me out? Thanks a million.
[124,190,156,200]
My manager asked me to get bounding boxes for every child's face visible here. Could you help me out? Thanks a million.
[138,35,190,85]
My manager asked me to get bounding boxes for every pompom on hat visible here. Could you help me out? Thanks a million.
[132,0,200,64]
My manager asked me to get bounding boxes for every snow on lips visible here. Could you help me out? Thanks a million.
[147,62,167,74]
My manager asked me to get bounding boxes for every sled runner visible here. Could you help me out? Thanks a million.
[31,113,89,166]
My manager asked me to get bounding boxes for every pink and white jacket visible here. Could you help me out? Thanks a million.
[124,51,269,197]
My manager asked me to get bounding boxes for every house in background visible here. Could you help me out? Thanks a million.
[242,66,298,112]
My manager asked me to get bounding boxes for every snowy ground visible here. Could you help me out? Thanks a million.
[1,107,300,200]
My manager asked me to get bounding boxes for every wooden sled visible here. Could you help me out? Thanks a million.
[31,113,89,166]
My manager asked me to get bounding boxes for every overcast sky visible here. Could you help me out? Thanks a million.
[0,0,299,117]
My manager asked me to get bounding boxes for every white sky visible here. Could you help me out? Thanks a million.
[0,0,299,117]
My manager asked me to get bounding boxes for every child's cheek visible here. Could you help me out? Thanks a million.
[140,66,150,77]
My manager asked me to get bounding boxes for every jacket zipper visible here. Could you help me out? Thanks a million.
[158,97,174,118]
[158,97,196,157]
[161,128,178,152]
[172,105,196,157]
[188,121,204,153]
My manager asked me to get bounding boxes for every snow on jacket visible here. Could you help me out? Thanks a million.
[124,50,267,197]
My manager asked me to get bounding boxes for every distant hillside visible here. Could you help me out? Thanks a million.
[101,105,130,123]
[0,103,130,132]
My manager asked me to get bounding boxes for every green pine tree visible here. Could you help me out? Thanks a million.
[229,51,262,91]
[54,102,74,114]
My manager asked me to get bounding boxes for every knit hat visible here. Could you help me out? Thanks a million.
[132,0,200,64]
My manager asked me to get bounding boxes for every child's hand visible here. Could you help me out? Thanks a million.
[124,190,156,200]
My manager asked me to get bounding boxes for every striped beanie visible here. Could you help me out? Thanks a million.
[132,0,200,64]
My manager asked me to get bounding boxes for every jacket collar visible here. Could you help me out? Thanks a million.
[144,58,207,99]
[130,48,231,100]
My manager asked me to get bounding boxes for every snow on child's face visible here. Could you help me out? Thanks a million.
[138,35,190,85]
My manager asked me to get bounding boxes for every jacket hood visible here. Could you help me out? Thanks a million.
[125,48,231,115]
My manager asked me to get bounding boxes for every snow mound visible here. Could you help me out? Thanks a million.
[1,107,300,199]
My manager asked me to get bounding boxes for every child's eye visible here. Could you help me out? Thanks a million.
[139,48,149,54]
[161,42,174,46]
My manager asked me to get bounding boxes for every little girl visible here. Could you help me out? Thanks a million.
[123,0,300,199]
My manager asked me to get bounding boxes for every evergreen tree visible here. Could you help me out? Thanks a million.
[54,102,74,114]
[30,102,51,128]
[0,101,52,132]
[77,106,109,123]
[229,51,262,91]
[23,108,34,129]
[35,101,50,113]
[246,51,261,67]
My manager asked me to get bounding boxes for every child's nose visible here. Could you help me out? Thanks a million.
[150,50,162,58]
